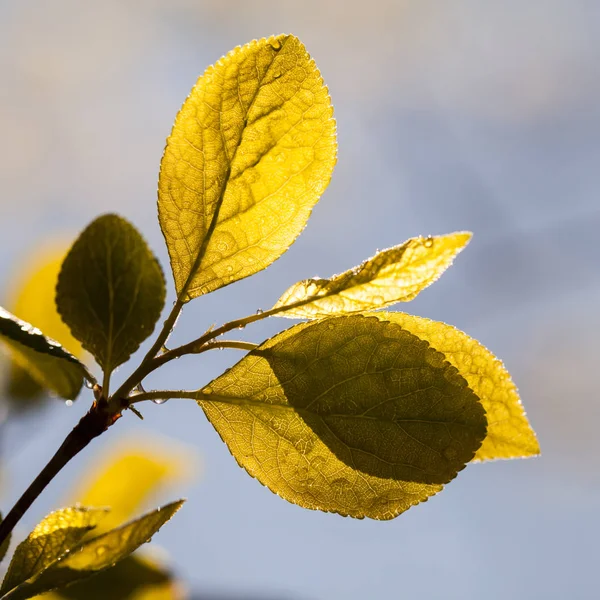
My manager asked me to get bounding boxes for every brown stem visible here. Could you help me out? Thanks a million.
[0,401,122,547]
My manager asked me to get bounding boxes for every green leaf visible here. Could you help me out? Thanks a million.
[0,307,88,400]
[0,507,108,596]
[52,555,175,600]
[56,214,166,376]
[1,501,184,600]
[273,232,471,318]
[158,34,337,302]
[369,312,540,461]
[0,514,10,564]
[198,315,486,519]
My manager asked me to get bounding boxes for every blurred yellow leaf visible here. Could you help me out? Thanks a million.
[273,232,471,318]
[370,312,540,461]
[8,246,82,358]
[69,440,192,532]
[158,34,337,301]
[0,507,108,597]
[0,245,86,400]
[2,501,184,600]
[199,315,486,519]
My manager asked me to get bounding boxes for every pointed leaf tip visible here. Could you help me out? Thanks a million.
[273,231,472,318]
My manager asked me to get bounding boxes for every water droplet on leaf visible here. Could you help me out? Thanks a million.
[424,236,434,248]
[152,398,168,405]
[65,400,73,407]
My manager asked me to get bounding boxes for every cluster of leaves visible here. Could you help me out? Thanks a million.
[0,444,188,599]
[0,34,539,597]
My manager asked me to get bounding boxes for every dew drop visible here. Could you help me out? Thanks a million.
[152,398,168,405]
[134,382,146,394]
[273,71,282,79]
[238,324,246,330]
[84,380,94,389]
[65,400,73,407]
[256,309,264,315]
[203,386,213,395]
[424,236,434,248]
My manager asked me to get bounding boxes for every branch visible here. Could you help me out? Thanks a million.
[0,398,123,547]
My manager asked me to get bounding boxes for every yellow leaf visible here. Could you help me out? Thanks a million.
[0,507,108,596]
[2,501,184,600]
[68,438,193,533]
[273,232,471,318]
[158,34,337,301]
[199,315,486,519]
[1,244,85,400]
[7,245,82,358]
[370,312,540,461]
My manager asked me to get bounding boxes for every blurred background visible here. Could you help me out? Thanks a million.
[0,1,598,598]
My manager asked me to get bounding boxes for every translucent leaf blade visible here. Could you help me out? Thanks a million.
[273,232,471,318]
[2,501,184,600]
[0,507,108,596]
[0,307,87,400]
[371,312,540,461]
[56,214,166,374]
[158,34,337,301]
[199,315,486,519]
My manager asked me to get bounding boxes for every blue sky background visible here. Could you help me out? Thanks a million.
[1,1,599,598]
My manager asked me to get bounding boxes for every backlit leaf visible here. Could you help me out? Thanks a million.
[370,312,540,461]
[158,34,337,301]
[0,307,88,400]
[0,507,108,596]
[199,315,486,519]
[274,232,471,318]
[2,501,184,600]
[56,215,166,376]
[3,245,83,401]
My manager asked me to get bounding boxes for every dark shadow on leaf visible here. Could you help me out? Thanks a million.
[257,315,486,485]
